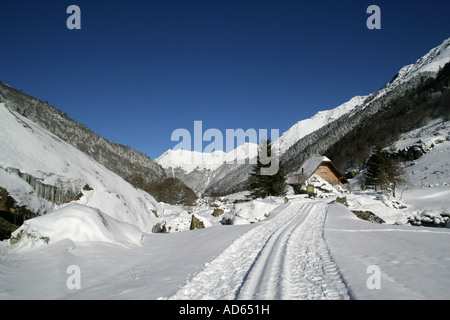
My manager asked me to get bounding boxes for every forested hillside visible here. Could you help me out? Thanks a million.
[325,62,450,171]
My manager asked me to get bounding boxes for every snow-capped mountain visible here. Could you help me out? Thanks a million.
[375,37,450,99]
[273,95,368,155]
[156,142,258,175]
[279,37,450,172]
[156,142,259,194]
[156,96,368,177]
[156,96,369,194]
[156,37,450,196]
[0,103,161,233]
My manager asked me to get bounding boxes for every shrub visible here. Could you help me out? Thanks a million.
[148,178,197,206]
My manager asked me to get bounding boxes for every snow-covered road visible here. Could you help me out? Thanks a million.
[167,199,349,300]
[3,196,449,300]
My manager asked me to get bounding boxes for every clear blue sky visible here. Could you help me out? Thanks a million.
[1,0,449,158]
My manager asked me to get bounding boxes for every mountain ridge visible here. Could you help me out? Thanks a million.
[0,82,168,194]
[156,37,450,196]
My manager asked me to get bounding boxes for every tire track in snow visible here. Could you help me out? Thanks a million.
[166,200,349,300]
[235,204,309,299]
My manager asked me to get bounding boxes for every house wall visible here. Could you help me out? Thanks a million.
[314,164,342,185]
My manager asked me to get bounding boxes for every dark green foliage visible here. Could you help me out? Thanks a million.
[365,150,385,189]
[365,149,407,197]
[148,177,198,206]
[248,140,287,199]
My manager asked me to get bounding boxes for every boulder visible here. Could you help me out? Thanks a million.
[336,196,348,207]
[212,208,224,217]
[190,214,205,230]
[351,210,385,224]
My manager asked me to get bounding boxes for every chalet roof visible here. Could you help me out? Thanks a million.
[286,155,333,185]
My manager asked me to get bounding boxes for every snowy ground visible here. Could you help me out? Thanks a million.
[167,200,349,300]
[1,104,449,300]
[0,222,254,300]
[326,203,450,299]
[1,197,449,300]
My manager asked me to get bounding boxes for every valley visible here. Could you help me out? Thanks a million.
[1,36,450,301]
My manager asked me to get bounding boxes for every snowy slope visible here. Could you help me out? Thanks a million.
[392,118,450,188]
[393,118,450,226]
[374,38,450,100]
[273,95,368,154]
[0,103,160,233]
[0,81,167,190]
[343,117,450,226]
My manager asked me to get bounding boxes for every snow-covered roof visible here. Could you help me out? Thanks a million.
[286,156,332,185]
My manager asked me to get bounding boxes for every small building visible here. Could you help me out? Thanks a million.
[287,156,346,191]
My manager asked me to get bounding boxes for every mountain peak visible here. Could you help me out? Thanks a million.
[375,37,450,99]
[156,142,259,174]
[273,95,369,155]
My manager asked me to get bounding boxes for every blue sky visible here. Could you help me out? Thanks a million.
[1,1,450,158]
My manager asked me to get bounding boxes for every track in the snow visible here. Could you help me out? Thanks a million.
[168,199,349,300]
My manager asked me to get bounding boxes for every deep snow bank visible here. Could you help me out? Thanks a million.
[10,203,144,249]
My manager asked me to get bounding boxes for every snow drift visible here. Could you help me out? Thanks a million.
[10,203,144,249]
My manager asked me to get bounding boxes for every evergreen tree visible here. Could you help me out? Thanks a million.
[365,149,406,197]
[365,150,385,190]
[248,139,286,199]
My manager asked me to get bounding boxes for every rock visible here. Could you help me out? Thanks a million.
[221,217,233,225]
[232,199,250,204]
[151,209,159,218]
[0,187,37,239]
[336,196,348,207]
[351,210,385,224]
[83,184,93,191]
[212,208,224,217]
[10,229,49,246]
[190,214,205,230]
[152,221,168,233]
[5,168,83,205]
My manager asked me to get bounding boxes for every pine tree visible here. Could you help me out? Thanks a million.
[365,149,406,197]
[365,150,385,190]
[248,139,286,199]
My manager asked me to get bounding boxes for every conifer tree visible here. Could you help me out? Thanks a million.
[365,149,406,197]
[248,139,286,199]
